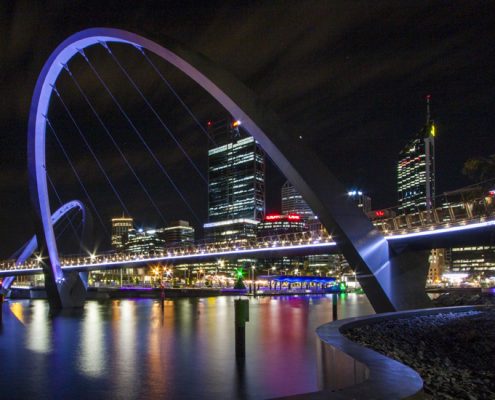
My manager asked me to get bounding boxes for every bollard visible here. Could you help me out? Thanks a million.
[332,293,338,320]
[234,299,249,358]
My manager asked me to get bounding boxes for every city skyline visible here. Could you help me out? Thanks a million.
[1,2,494,257]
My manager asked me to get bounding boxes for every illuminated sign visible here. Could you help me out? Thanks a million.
[375,210,385,217]
[265,214,301,221]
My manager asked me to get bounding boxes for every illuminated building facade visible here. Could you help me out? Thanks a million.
[111,216,134,251]
[163,220,195,247]
[347,190,372,214]
[427,248,446,283]
[205,119,265,242]
[125,228,165,254]
[448,246,495,277]
[397,96,435,213]
[257,214,306,237]
[281,181,315,221]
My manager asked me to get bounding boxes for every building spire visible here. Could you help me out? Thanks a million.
[426,94,431,124]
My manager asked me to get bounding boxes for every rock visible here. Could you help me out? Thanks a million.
[344,309,495,398]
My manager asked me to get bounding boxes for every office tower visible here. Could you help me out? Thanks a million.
[204,119,265,242]
[163,220,195,247]
[427,248,446,283]
[111,216,134,251]
[347,190,372,214]
[281,180,315,221]
[397,95,436,213]
[125,228,165,254]
[257,213,306,237]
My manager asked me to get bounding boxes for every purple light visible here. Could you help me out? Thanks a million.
[61,242,337,270]
[387,219,495,240]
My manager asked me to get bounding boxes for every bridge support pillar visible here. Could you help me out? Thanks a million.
[388,249,431,310]
[44,270,87,309]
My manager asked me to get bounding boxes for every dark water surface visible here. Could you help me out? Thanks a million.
[0,294,373,399]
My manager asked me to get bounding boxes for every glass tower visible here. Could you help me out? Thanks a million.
[397,96,436,213]
[204,119,265,242]
[111,216,134,251]
[281,180,315,221]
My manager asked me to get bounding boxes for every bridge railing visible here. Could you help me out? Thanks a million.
[2,196,494,272]
[0,230,332,272]
[372,195,495,235]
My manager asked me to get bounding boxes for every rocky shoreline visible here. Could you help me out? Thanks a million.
[344,308,495,399]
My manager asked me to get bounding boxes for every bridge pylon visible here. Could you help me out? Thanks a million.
[43,268,88,309]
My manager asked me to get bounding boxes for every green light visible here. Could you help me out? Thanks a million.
[235,268,244,279]
[339,282,347,291]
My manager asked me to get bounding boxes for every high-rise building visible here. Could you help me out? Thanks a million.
[281,181,315,221]
[125,228,165,254]
[257,213,306,237]
[427,248,446,284]
[111,216,134,251]
[163,220,195,247]
[397,96,436,213]
[204,119,265,242]
[347,190,372,214]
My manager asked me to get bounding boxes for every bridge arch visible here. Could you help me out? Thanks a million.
[1,200,86,292]
[29,28,429,311]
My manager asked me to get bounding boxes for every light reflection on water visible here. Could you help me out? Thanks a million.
[1,294,373,399]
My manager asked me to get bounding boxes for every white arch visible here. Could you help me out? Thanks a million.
[28,28,426,311]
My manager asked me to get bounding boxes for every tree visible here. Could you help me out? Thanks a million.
[462,154,495,183]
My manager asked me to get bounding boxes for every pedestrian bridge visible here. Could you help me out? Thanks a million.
[1,196,494,278]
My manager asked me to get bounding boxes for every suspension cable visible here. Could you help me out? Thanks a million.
[136,46,216,146]
[77,49,201,225]
[100,42,207,183]
[62,64,167,225]
[51,84,131,217]
[45,117,110,236]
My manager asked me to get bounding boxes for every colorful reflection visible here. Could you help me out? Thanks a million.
[0,294,373,399]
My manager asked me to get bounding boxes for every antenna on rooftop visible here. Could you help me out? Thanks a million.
[426,94,431,124]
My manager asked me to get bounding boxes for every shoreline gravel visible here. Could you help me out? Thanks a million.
[344,308,495,399]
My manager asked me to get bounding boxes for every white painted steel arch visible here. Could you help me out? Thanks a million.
[1,200,85,291]
[29,28,427,311]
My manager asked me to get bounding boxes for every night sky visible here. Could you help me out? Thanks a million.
[1,1,494,258]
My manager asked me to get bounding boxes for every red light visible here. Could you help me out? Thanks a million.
[265,214,301,222]
[489,190,495,197]
[207,121,212,127]
[375,210,385,217]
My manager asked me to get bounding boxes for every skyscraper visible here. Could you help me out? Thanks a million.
[125,228,165,254]
[397,96,436,213]
[347,190,372,214]
[204,119,265,242]
[111,216,134,251]
[163,220,195,247]
[281,180,315,221]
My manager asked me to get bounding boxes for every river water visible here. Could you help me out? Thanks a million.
[0,294,373,399]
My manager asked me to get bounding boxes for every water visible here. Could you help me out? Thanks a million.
[0,294,373,399]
